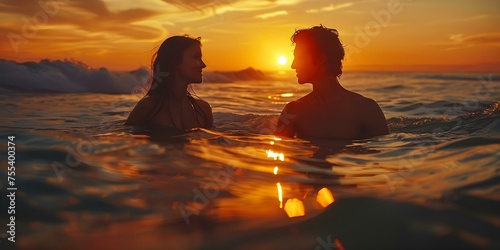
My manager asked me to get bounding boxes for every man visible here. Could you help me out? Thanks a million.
[274,25,389,140]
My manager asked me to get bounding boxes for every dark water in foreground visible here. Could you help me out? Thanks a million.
[0,72,499,250]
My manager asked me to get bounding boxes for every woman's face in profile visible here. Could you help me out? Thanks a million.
[175,44,206,84]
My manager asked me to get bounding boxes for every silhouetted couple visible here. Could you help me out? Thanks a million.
[125,25,389,140]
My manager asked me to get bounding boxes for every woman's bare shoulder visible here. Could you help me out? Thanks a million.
[193,98,212,111]
[125,95,157,126]
[136,95,157,108]
[191,97,213,128]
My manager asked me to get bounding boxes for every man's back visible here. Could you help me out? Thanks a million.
[275,90,389,140]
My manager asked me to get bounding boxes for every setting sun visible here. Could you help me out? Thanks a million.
[277,56,287,66]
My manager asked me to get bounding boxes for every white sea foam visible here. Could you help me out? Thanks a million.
[0,59,274,94]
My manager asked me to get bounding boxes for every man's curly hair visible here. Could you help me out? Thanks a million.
[291,24,345,77]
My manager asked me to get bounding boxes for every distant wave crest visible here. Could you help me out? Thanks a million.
[0,59,272,94]
[0,59,149,94]
[414,74,500,81]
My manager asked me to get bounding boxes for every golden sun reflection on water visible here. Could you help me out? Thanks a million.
[267,147,335,218]
[268,149,306,218]
[276,182,283,208]
[316,187,335,208]
[284,198,305,218]
[273,166,283,208]
[184,139,336,223]
[266,149,284,161]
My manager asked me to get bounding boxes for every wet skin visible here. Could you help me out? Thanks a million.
[275,42,389,140]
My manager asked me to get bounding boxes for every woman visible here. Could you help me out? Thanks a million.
[125,35,213,131]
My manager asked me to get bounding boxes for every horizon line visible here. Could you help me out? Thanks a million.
[2,58,500,73]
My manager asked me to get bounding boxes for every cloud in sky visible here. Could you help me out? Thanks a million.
[0,0,305,64]
[255,10,288,19]
[454,32,500,45]
[161,0,237,11]
[446,32,500,50]
[306,2,353,13]
[1,0,305,38]
[2,0,499,70]
[1,0,162,40]
[430,15,490,25]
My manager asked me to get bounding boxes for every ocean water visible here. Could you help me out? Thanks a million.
[0,69,499,250]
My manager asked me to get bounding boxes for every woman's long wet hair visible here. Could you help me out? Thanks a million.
[140,35,205,126]
[146,35,202,96]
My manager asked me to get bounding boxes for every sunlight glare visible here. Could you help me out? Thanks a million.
[277,56,287,65]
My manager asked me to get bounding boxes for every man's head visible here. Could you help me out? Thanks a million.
[290,25,344,84]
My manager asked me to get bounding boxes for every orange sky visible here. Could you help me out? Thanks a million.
[1,0,499,71]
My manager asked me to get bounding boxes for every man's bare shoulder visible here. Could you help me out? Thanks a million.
[355,95,389,137]
[283,99,302,113]
[294,94,309,103]
[339,89,374,105]
[344,90,365,101]
[355,96,381,109]
[292,93,318,108]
